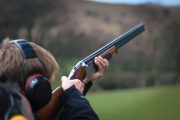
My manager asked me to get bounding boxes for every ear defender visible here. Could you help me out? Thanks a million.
[25,74,52,111]
[10,39,52,111]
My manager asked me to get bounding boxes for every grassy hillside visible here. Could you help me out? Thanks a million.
[87,85,180,120]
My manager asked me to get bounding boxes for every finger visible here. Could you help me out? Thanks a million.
[73,79,85,88]
[78,80,85,88]
[81,81,85,88]
[81,82,85,91]
[61,76,73,90]
[98,56,104,61]
[71,79,80,85]
[79,86,84,93]
[96,57,106,69]
[102,58,109,69]
[99,56,109,67]
[79,83,84,93]
[95,58,103,71]
[104,58,109,66]
[98,57,109,70]
[74,81,84,93]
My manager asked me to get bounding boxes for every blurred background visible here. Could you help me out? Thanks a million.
[0,0,180,120]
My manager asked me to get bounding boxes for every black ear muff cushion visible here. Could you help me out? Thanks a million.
[25,74,52,111]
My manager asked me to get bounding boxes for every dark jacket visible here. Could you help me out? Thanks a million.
[57,85,99,120]
[0,82,98,120]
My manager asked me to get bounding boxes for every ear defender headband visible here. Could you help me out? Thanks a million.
[10,39,52,112]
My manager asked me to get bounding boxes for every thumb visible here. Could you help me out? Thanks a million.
[61,76,68,82]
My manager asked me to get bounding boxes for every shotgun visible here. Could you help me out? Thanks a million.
[37,23,145,120]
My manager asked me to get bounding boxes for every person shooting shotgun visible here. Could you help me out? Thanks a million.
[0,38,108,119]
[0,23,144,120]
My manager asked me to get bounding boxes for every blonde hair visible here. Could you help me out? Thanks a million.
[0,39,59,83]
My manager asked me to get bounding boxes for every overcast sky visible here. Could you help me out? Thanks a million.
[87,0,180,6]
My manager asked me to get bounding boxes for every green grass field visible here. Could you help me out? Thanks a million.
[87,85,180,120]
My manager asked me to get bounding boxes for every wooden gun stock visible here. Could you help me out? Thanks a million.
[36,87,63,120]
[37,23,145,120]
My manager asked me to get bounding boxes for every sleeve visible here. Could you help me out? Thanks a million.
[57,85,99,120]
[83,82,93,95]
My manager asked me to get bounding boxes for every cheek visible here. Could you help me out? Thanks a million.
[49,73,56,83]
